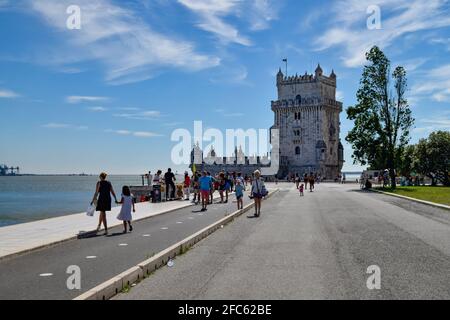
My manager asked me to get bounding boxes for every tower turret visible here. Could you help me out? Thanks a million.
[330,69,336,79]
[315,63,323,78]
[276,68,284,85]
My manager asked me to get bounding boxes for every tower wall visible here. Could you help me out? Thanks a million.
[272,66,343,179]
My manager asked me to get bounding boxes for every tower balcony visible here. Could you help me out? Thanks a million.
[271,98,342,111]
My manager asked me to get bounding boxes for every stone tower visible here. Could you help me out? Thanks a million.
[271,64,344,179]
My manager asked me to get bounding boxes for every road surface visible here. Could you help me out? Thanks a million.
[116,183,450,300]
[0,196,245,300]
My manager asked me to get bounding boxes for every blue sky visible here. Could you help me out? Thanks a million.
[0,0,449,174]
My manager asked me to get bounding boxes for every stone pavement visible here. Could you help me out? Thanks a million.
[116,183,450,300]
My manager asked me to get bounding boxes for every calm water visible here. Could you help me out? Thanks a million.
[0,175,147,228]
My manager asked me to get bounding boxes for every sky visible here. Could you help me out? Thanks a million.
[0,0,449,174]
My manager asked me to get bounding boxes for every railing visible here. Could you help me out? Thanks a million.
[271,98,342,109]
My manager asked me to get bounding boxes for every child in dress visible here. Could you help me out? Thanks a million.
[299,184,304,197]
[235,179,244,210]
[117,186,135,233]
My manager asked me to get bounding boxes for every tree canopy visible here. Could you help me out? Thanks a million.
[346,46,414,188]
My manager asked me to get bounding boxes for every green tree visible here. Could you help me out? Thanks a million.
[346,46,414,188]
[398,144,416,177]
[414,131,450,186]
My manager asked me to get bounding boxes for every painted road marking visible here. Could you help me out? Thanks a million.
[86,256,97,259]
[118,243,128,247]
[161,227,168,230]
[39,273,53,277]
[176,221,183,224]
[142,234,151,237]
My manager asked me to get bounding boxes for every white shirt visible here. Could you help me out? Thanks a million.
[251,178,265,194]
[153,174,161,185]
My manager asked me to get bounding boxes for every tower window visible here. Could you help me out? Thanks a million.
[295,146,301,155]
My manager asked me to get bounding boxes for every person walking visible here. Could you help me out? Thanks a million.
[192,172,200,204]
[183,172,191,201]
[164,168,176,201]
[309,173,315,192]
[218,172,226,203]
[208,171,215,204]
[199,171,212,212]
[91,172,117,235]
[116,186,135,233]
[295,174,300,189]
[235,179,244,210]
[299,183,304,196]
[251,170,265,217]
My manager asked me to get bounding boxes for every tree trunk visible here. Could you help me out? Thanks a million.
[390,168,396,189]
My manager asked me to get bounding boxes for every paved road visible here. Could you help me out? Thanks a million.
[116,183,450,300]
[0,196,245,300]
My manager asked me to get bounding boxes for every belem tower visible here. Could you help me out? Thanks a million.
[190,64,344,180]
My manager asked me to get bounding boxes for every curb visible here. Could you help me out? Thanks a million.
[370,188,450,211]
[0,193,232,262]
[74,189,280,300]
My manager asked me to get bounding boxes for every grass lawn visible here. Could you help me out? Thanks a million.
[376,186,450,206]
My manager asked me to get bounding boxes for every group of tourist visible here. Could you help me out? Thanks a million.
[293,173,317,192]
[89,169,268,235]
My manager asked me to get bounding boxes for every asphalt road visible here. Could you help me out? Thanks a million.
[116,183,450,300]
[0,196,245,300]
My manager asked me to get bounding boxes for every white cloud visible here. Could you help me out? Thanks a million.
[336,90,344,101]
[412,64,450,103]
[117,107,140,111]
[178,0,252,46]
[413,117,450,135]
[248,0,279,31]
[215,108,244,117]
[430,37,450,51]
[59,67,84,74]
[209,66,250,85]
[29,0,220,85]
[87,106,108,112]
[400,58,429,73]
[0,88,20,98]
[112,110,161,120]
[133,131,162,138]
[42,123,70,129]
[67,96,109,104]
[106,129,162,138]
[42,123,88,130]
[314,0,450,67]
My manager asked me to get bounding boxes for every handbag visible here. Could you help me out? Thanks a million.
[86,204,95,217]
[261,185,268,197]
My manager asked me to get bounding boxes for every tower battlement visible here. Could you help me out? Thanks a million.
[276,64,337,102]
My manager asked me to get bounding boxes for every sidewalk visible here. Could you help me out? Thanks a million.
[0,199,197,260]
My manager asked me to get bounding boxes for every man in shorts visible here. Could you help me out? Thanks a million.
[199,171,212,212]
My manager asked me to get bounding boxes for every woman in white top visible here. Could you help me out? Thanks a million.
[152,170,162,185]
[251,170,266,217]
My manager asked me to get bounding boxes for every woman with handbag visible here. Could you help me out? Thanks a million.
[91,172,118,235]
[251,170,266,217]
